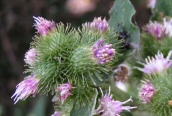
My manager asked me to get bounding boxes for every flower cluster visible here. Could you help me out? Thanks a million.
[139,81,155,104]
[85,17,108,32]
[92,39,116,64]
[11,15,132,116]
[33,16,56,36]
[95,93,136,116]
[135,51,172,75]
[57,83,73,103]
[143,22,167,40]
[24,48,37,65]
[11,74,39,104]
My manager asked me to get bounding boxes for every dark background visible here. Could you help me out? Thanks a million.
[0,0,151,116]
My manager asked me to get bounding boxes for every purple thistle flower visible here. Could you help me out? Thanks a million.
[11,74,39,104]
[92,39,116,64]
[134,51,172,75]
[33,16,56,36]
[24,48,37,65]
[84,17,108,32]
[51,111,61,116]
[163,18,172,37]
[139,81,155,104]
[95,93,137,116]
[143,22,167,40]
[58,83,73,104]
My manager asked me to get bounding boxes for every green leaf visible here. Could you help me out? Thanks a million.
[70,89,98,116]
[152,0,172,20]
[108,0,140,49]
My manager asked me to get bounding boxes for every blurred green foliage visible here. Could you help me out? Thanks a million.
[152,0,172,21]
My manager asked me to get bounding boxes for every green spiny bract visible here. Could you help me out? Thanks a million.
[141,33,172,59]
[25,23,123,107]
[143,70,172,116]
[70,45,107,85]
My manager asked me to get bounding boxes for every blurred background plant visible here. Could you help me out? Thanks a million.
[0,0,152,116]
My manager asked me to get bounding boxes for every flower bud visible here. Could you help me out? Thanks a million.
[33,16,56,36]
[58,83,73,103]
[85,17,108,32]
[11,74,39,104]
[143,22,167,40]
[139,81,155,104]
[24,48,37,65]
[92,39,115,64]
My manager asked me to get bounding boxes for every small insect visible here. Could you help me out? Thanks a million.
[114,65,129,82]
[117,30,131,49]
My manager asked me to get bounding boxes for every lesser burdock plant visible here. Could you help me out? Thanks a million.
[12,0,172,116]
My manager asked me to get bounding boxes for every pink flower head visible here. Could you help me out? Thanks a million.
[163,18,172,37]
[85,17,108,32]
[100,94,113,106]
[147,0,156,9]
[139,81,155,104]
[143,22,167,40]
[11,74,39,104]
[92,39,116,64]
[58,83,73,103]
[51,111,61,116]
[96,93,137,116]
[24,48,37,65]
[135,51,172,75]
[33,16,56,36]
